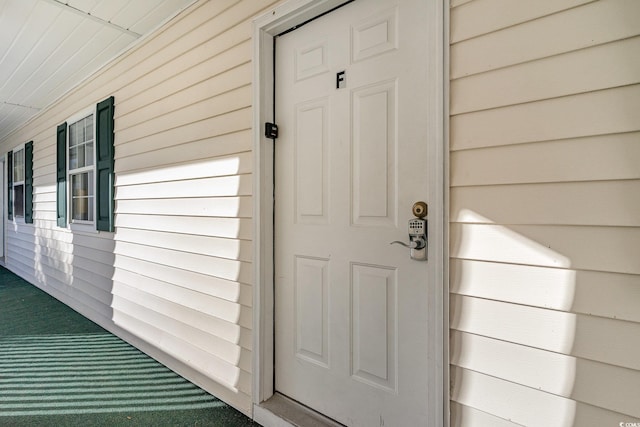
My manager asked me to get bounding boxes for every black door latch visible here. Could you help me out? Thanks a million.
[265,122,278,139]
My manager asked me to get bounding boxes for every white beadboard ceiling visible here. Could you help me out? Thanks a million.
[0,0,195,142]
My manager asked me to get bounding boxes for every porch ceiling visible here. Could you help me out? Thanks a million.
[0,0,195,142]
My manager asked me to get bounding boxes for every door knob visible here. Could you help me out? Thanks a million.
[412,201,428,218]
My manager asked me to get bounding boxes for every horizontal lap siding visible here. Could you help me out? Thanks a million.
[0,0,280,415]
[450,0,640,425]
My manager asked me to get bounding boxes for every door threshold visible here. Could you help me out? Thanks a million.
[254,393,344,427]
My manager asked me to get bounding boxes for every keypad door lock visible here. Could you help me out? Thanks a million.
[390,202,428,261]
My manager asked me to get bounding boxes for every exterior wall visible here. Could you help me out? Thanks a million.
[0,0,279,415]
[5,0,640,423]
[449,0,640,425]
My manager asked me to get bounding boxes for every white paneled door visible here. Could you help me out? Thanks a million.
[274,0,437,425]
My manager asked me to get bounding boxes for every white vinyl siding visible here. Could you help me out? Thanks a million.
[0,0,279,415]
[450,0,640,425]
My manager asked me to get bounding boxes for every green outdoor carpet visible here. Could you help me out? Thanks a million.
[0,266,259,427]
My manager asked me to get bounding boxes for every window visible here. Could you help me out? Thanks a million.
[13,148,25,218]
[68,114,95,223]
[7,141,33,223]
[57,96,114,231]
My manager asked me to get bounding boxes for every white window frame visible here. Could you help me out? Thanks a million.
[11,143,26,223]
[66,107,97,233]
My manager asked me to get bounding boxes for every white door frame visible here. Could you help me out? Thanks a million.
[251,1,449,425]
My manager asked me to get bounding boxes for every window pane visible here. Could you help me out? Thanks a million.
[86,141,94,167]
[72,198,88,221]
[14,184,24,217]
[72,173,86,197]
[78,144,86,169]
[70,121,79,148]
[86,115,94,167]
[77,120,83,145]
[69,115,94,171]
[87,195,94,221]
[85,115,93,141]
[87,171,94,197]
[71,172,93,222]
[69,146,78,170]
[14,149,24,182]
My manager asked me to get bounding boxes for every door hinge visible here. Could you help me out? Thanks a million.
[265,122,279,139]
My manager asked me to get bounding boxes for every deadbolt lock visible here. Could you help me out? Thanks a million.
[412,201,428,218]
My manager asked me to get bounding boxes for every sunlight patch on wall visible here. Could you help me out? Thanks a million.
[31,184,73,288]
[114,155,244,187]
[454,209,571,268]
[452,367,578,427]
[111,308,244,394]
[108,154,251,397]
[452,295,578,355]
[452,259,577,312]
[452,209,579,426]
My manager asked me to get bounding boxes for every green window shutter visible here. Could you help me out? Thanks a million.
[95,96,115,232]
[25,141,34,224]
[56,123,67,228]
[7,150,13,221]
